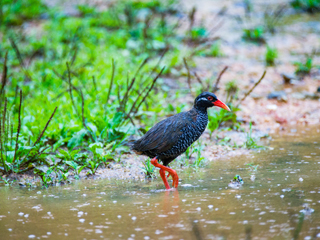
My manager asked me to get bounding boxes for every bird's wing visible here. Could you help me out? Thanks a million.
[134,109,197,153]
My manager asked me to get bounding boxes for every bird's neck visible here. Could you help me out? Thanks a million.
[194,105,208,114]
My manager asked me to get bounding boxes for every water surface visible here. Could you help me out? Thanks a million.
[0,127,320,240]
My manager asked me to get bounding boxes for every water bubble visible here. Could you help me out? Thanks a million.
[280,195,284,198]
[89,222,93,225]
[132,216,137,220]
[299,178,303,182]
[113,201,117,203]
[37,191,41,194]
[47,232,51,235]
[95,229,103,234]
[117,215,121,218]
[144,237,150,240]
[24,214,29,218]
[230,212,236,215]
[196,207,201,211]
[235,195,241,199]
[208,205,213,209]
[8,229,12,232]
[28,235,36,238]
[18,212,24,216]
[79,219,85,223]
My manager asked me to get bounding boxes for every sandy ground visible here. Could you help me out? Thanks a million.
[2,0,320,185]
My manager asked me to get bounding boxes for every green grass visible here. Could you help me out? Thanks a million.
[291,0,320,13]
[243,26,265,44]
[244,123,263,149]
[294,57,314,76]
[265,46,278,66]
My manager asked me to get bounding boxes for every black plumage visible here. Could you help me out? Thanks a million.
[132,92,230,189]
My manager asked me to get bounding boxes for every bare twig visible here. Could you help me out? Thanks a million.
[236,70,267,108]
[66,62,80,117]
[213,66,228,92]
[106,59,115,105]
[183,58,193,95]
[34,107,58,146]
[193,72,206,88]
[133,67,165,115]
[13,91,22,163]
[9,37,32,81]
[80,90,95,142]
[0,51,8,96]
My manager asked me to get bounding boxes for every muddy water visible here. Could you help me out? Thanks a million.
[1,127,320,240]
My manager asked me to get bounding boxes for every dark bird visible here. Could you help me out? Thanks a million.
[132,92,230,190]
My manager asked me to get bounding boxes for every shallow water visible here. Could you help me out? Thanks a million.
[1,127,320,240]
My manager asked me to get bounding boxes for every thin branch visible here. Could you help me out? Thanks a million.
[106,58,115,105]
[213,66,228,92]
[133,67,165,115]
[0,51,8,97]
[236,70,267,108]
[34,107,58,146]
[183,58,193,95]
[66,62,80,117]
[80,90,95,142]
[13,91,22,163]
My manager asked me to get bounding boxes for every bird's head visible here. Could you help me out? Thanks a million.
[194,92,231,111]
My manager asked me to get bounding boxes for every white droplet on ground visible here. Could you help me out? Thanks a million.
[196,207,201,211]
[208,205,213,209]
[24,214,29,218]
[280,195,284,198]
[132,216,137,220]
[18,212,24,216]
[113,201,117,203]
[47,232,51,235]
[230,212,236,215]
[144,236,150,240]
[79,219,85,223]
[89,222,93,225]
[117,215,121,218]
[8,229,12,232]
[155,230,163,235]
[236,195,241,199]
[299,178,303,182]
[95,229,103,234]
[37,191,41,194]
[259,211,266,215]
[28,235,36,239]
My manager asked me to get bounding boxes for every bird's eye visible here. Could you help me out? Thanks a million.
[207,96,213,101]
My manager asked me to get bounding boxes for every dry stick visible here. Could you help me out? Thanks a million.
[34,107,57,147]
[13,91,22,163]
[66,62,80,117]
[80,90,95,142]
[119,57,149,111]
[183,58,193,96]
[193,72,206,89]
[0,51,8,97]
[236,70,267,108]
[212,66,228,92]
[106,59,115,105]
[133,67,165,115]
[9,37,32,81]
[2,97,7,140]
[0,116,3,171]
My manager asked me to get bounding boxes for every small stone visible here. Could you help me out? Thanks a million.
[281,73,296,84]
[267,91,287,102]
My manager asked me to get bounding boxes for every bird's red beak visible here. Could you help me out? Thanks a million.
[213,99,231,111]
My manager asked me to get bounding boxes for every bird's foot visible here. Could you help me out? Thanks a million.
[152,157,179,190]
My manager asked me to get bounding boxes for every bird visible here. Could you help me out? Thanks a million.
[131,92,230,190]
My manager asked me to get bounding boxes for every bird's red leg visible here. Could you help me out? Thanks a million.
[159,169,170,190]
[150,157,179,189]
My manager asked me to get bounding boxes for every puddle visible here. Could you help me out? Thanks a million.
[1,126,320,239]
